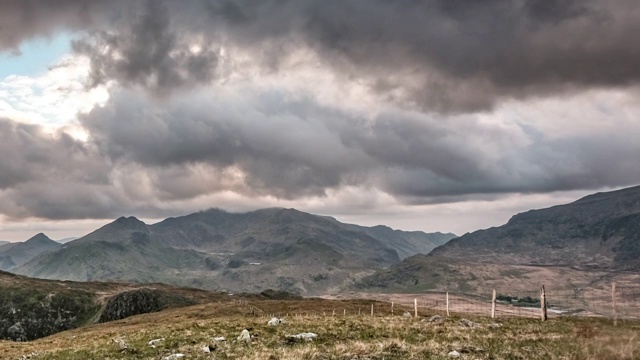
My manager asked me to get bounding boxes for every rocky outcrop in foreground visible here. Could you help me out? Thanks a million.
[0,287,99,341]
[99,289,196,323]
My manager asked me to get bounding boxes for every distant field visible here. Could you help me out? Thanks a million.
[1,297,638,360]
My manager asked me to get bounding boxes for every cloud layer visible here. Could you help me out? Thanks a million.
[1,0,640,231]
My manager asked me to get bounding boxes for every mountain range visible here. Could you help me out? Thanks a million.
[10,208,455,295]
[356,185,640,293]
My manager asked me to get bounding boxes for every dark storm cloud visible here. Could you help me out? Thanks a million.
[78,88,640,205]
[4,0,638,111]
[80,89,369,198]
[0,0,129,50]
[0,119,108,190]
[0,118,122,219]
[2,0,640,222]
[72,1,219,95]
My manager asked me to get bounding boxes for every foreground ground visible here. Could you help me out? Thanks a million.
[0,298,638,360]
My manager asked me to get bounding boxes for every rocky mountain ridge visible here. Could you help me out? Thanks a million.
[13,208,455,295]
[356,185,640,293]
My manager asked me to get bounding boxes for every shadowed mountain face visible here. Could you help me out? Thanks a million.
[356,185,640,293]
[13,208,455,295]
[0,233,61,271]
[429,185,640,270]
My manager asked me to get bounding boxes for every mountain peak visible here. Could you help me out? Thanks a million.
[25,233,54,244]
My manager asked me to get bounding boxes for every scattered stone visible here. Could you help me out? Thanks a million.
[268,317,283,326]
[212,336,226,342]
[402,311,412,318]
[238,329,252,345]
[448,350,461,358]
[162,354,185,360]
[19,352,39,360]
[201,345,216,353]
[427,315,444,323]
[286,332,318,344]
[459,318,478,327]
[112,338,129,351]
[487,322,503,328]
[148,338,165,348]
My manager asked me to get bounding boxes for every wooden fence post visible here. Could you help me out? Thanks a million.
[371,303,374,316]
[491,289,497,319]
[391,302,394,316]
[344,309,346,316]
[446,292,450,317]
[414,299,418,318]
[540,285,547,321]
[612,282,617,326]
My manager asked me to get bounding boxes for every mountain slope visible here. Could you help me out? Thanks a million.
[429,185,640,270]
[0,270,222,341]
[356,185,640,293]
[14,208,453,295]
[0,233,61,271]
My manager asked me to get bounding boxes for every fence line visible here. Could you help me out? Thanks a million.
[237,283,639,324]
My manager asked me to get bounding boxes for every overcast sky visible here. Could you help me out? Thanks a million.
[1,0,639,241]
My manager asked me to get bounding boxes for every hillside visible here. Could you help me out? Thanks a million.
[14,208,455,295]
[0,233,61,271]
[356,185,640,293]
[0,270,222,341]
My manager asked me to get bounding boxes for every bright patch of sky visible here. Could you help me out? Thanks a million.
[0,33,73,79]
[0,33,109,138]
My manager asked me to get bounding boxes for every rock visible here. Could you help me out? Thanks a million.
[112,338,129,350]
[459,319,477,327]
[428,315,444,323]
[99,289,196,323]
[268,317,283,326]
[448,350,461,358]
[162,354,185,360]
[201,345,215,353]
[487,322,503,328]
[148,338,165,348]
[286,332,318,344]
[402,311,412,318]
[238,329,252,345]
[212,336,226,341]
[7,322,27,342]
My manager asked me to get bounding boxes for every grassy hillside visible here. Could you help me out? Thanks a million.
[0,298,637,359]
[0,271,225,341]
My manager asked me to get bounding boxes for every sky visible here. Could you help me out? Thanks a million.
[1,0,640,241]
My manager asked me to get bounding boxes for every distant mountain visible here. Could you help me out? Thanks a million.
[0,233,61,271]
[356,185,640,293]
[55,237,79,244]
[0,241,8,246]
[14,208,455,295]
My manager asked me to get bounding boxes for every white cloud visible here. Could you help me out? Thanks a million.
[0,54,109,137]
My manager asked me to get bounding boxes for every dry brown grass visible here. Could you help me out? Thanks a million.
[1,297,638,360]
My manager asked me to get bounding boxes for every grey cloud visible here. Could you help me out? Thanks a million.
[4,1,639,112]
[81,89,370,198]
[0,0,129,50]
[0,119,109,190]
[73,1,219,95]
[79,88,640,205]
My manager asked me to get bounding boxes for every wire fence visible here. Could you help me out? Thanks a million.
[374,284,640,322]
[242,283,639,323]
